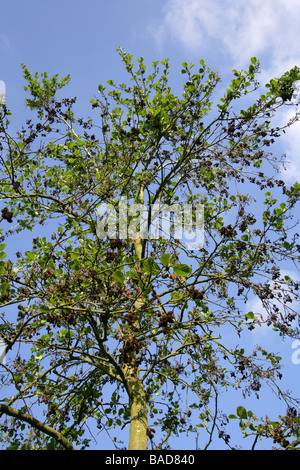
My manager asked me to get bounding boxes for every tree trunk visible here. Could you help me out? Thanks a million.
[128,377,148,450]
[127,187,148,450]
[126,285,148,450]
[128,373,148,450]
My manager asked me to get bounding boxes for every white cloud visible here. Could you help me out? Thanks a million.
[156,0,300,69]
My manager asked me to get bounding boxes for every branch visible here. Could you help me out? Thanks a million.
[204,378,218,450]
[285,437,300,450]
[0,403,76,450]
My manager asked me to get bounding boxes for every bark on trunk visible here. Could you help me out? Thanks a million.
[127,186,148,450]
[128,374,148,450]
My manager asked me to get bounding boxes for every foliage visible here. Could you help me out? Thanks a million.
[0,49,300,450]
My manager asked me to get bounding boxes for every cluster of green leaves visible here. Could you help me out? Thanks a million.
[229,405,300,450]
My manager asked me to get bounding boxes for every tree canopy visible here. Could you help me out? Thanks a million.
[1,49,300,450]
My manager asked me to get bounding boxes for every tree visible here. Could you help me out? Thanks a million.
[0,49,300,450]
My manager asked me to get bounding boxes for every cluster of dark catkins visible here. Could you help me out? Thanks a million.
[1,207,13,223]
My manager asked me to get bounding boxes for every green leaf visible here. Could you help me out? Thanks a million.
[142,258,161,275]
[1,282,10,293]
[236,406,248,420]
[129,267,140,280]
[39,305,50,313]
[228,414,238,419]
[171,291,183,301]
[245,312,255,320]
[26,252,36,261]
[173,264,191,277]
[249,423,257,432]
[160,253,175,267]
[106,418,113,427]
[113,271,125,286]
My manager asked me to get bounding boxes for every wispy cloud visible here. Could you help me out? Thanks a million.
[0,34,15,55]
[155,0,300,69]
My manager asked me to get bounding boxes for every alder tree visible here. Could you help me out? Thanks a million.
[0,49,300,449]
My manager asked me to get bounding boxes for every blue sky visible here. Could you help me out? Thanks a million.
[1,0,300,450]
